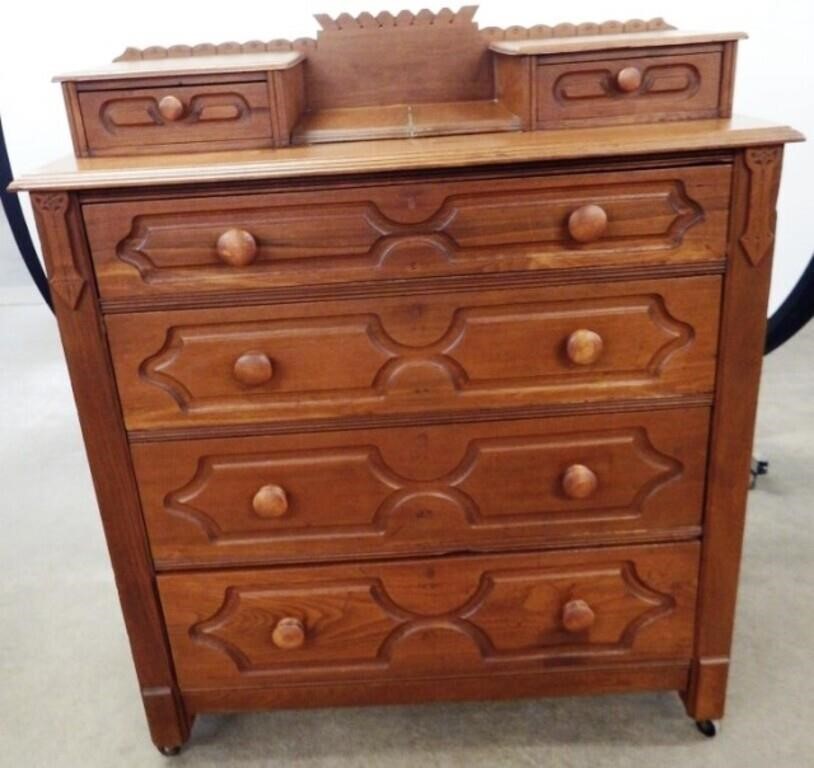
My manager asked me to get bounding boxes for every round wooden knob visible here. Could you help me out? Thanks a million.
[566,329,604,365]
[616,66,643,93]
[567,204,608,243]
[252,484,289,518]
[272,617,305,650]
[562,464,598,500]
[216,228,258,267]
[233,351,274,386]
[158,94,185,122]
[562,599,596,633]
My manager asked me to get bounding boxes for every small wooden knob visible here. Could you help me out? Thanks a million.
[233,351,274,386]
[616,66,643,93]
[252,484,289,518]
[216,228,258,267]
[158,94,185,122]
[272,617,305,650]
[562,464,598,500]
[567,204,608,243]
[566,329,604,365]
[562,599,596,633]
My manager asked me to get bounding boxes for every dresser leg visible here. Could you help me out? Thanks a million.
[142,686,194,754]
[681,657,729,722]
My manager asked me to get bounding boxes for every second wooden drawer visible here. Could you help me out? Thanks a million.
[108,276,721,431]
[134,407,709,569]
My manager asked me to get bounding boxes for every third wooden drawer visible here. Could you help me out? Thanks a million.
[134,407,709,569]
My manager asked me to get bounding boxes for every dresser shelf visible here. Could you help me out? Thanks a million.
[292,100,524,144]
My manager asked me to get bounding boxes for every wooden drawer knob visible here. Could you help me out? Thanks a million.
[252,484,289,518]
[562,464,598,500]
[567,204,608,243]
[233,351,274,386]
[216,228,258,267]
[158,94,185,122]
[271,617,305,650]
[562,599,596,633]
[616,66,643,93]
[566,328,604,365]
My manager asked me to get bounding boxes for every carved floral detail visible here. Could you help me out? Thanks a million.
[31,192,86,310]
[31,192,69,213]
[740,147,782,267]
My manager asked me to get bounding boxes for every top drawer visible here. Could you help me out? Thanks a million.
[536,49,726,129]
[82,164,731,308]
[75,78,274,156]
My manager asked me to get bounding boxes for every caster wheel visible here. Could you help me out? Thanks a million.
[696,720,717,738]
[158,745,181,756]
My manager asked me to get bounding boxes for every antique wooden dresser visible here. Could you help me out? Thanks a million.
[10,7,804,755]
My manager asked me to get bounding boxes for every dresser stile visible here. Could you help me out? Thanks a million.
[683,145,784,721]
[29,191,193,748]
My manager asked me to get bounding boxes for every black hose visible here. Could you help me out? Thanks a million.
[0,115,52,311]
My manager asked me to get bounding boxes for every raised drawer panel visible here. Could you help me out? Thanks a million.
[158,542,699,690]
[82,164,731,305]
[106,276,722,431]
[77,80,274,155]
[135,408,709,569]
[536,51,724,128]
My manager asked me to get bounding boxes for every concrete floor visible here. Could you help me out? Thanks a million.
[1,298,812,768]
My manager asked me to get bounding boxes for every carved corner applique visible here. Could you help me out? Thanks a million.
[31,192,87,310]
[739,147,782,267]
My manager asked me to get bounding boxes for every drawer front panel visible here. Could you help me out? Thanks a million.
[83,165,731,304]
[536,51,723,128]
[135,408,709,568]
[158,543,699,690]
[107,276,721,431]
[78,80,273,155]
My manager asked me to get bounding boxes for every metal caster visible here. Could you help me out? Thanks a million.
[696,719,717,738]
[158,745,181,756]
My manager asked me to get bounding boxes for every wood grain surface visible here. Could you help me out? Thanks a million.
[105,276,722,430]
[82,163,731,303]
[132,407,710,569]
[158,542,700,690]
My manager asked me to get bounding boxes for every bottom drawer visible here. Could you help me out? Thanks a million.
[159,542,699,691]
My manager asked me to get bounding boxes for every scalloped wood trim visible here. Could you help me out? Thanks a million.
[314,6,478,32]
[481,18,674,42]
[113,9,675,62]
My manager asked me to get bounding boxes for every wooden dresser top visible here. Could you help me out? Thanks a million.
[52,51,305,82]
[10,116,803,191]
